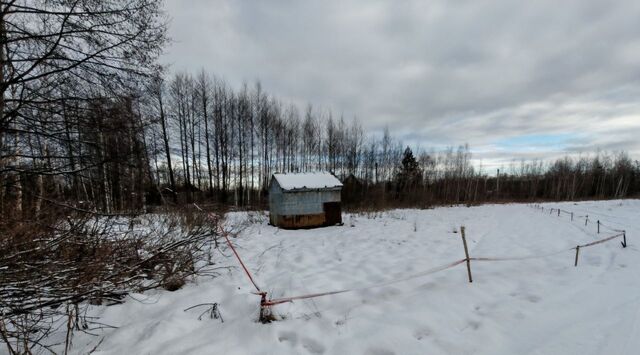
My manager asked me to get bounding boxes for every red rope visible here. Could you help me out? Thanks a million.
[598,222,626,233]
[264,290,349,306]
[471,232,625,261]
[195,206,263,294]
[265,258,467,306]
[579,233,624,248]
[213,214,263,293]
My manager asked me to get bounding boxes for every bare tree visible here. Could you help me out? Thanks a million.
[1,0,167,210]
[150,75,177,202]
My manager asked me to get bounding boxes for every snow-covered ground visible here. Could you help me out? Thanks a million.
[66,200,640,355]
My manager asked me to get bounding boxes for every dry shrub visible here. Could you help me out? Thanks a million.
[0,205,221,354]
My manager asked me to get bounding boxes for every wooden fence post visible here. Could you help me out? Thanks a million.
[571,212,573,221]
[574,246,580,267]
[259,292,272,323]
[461,226,473,283]
[597,220,600,234]
[585,215,588,226]
[557,209,560,217]
[622,232,627,248]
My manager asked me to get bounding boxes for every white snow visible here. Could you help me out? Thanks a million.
[50,200,640,355]
[273,172,342,190]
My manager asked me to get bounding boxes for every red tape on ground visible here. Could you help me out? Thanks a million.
[220,225,263,293]
[598,222,626,233]
[265,259,467,306]
[471,232,625,262]
[195,205,264,293]
[579,233,624,248]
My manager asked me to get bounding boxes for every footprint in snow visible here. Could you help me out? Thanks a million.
[417,282,437,291]
[466,320,481,330]
[277,331,298,346]
[585,255,602,266]
[301,337,326,354]
[526,295,541,303]
[413,327,431,340]
[473,305,488,316]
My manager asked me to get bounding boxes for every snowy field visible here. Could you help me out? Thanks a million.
[63,200,640,355]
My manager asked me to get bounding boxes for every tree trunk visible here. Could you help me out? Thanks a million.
[159,94,177,202]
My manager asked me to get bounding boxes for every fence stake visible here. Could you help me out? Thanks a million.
[571,212,573,221]
[460,226,473,283]
[574,246,580,267]
[558,209,560,217]
[597,220,600,234]
[622,232,627,248]
[259,292,272,323]
[585,215,588,226]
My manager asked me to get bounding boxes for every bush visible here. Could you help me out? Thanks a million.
[0,206,220,354]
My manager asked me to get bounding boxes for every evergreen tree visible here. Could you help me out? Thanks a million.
[401,147,419,176]
[396,146,422,197]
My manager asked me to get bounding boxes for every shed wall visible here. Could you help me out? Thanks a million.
[278,190,340,215]
[268,183,284,215]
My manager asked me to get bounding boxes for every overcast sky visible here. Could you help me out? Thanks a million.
[162,0,640,170]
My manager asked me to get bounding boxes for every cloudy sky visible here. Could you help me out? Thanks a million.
[162,0,640,169]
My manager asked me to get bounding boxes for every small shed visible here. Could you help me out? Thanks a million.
[269,173,343,229]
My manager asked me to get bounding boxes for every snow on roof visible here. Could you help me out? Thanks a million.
[273,173,343,191]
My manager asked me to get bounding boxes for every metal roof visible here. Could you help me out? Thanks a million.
[272,173,343,191]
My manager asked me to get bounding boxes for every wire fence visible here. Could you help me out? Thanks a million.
[532,204,628,238]
[531,203,628,264]
[194,203,630,322]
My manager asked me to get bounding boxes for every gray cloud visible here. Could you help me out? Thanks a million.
[163,0,640,163]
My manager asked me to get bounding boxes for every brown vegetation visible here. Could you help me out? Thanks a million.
[0,206,221,354]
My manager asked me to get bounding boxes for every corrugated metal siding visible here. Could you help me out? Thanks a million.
[278,190,340,215]
[268,182,283,215]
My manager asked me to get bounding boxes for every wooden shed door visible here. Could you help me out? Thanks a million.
[323,202,342,225]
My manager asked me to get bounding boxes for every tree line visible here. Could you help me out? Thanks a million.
[371,146,640,209]
[4,62,640,215]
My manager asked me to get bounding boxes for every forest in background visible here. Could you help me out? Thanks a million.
[3,67,640,216]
